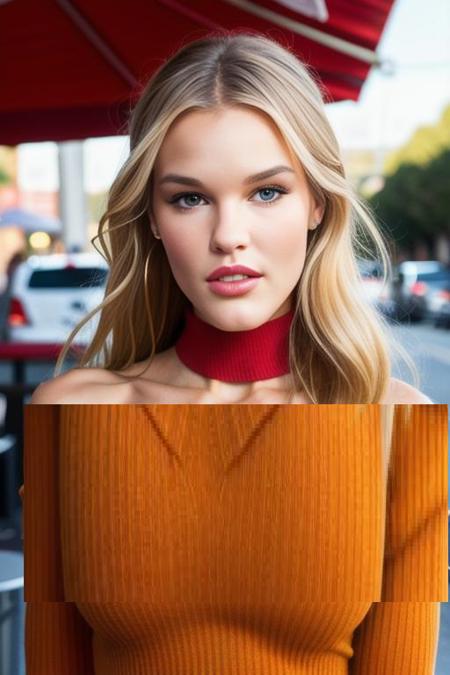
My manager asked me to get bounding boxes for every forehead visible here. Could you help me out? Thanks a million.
[154,105,300,175]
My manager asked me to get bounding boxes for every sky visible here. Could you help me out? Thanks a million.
[17,0,450,193]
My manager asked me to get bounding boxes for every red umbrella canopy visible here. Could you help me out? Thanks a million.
[0,0,395,145]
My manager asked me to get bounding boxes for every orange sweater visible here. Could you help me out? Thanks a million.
[22,404,448,674]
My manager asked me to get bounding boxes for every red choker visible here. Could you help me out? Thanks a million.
[174,305,295,383]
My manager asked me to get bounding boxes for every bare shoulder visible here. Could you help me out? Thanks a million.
[29,350,176,404]
[382,377,433,404]
[29,367,129,404]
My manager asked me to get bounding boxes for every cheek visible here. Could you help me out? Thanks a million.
[265,212,309,266]
[153,201,198,269]
[163,234,190,268]
[159,228,200,286]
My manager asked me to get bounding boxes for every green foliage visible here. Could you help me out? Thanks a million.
[369,148,450,252]
[384,104,450,174]
[0,167,10,185]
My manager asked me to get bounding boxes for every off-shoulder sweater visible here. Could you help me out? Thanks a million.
[21,403,448,674]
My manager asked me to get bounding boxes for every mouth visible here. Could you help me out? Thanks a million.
[206,275,262,297]
[213,273,256,282]
[206,266,262,281]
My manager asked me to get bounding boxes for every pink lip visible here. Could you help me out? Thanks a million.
[207,276,261,297]
[206,265,262,281]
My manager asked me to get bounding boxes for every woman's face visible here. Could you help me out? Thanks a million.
[151,105,324,331]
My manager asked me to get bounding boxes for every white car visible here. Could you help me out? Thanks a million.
[6,252,109,345]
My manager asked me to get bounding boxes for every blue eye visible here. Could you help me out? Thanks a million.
[168,184,288,211]
[254,187,284,203]
[172,193,205,209]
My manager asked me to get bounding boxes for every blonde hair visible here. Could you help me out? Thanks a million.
[55,30,419,403]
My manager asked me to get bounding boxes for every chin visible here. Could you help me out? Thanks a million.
[199,305,282,332]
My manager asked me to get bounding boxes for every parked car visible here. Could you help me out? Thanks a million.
[427,273,450,328]
[357,258,395,318]
[6,252,109,344]
[389,260,450,323]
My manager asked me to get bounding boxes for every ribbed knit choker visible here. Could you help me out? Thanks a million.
[174,305,295,383]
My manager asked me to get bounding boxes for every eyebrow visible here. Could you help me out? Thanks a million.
[158,164,295,188]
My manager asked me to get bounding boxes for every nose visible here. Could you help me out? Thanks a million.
[209,205,251,252]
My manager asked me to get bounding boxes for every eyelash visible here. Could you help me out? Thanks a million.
[167,184,289,211]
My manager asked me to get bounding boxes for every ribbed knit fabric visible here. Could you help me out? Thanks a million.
[22,404,448,674]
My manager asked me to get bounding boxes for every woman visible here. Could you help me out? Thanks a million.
[30,31,430,405]
[22,33,446,675]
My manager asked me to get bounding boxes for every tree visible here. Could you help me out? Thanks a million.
[384,104,450,174]
[368,149,450,256]
[0,167,10,185]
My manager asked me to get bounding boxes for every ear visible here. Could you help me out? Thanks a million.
[147,206,162,241]
[310,200,325,230]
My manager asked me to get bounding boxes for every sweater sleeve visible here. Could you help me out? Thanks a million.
[349,602,440,674]
[22,404,95,674]
[349,404,447,674]
[381,404,447,601]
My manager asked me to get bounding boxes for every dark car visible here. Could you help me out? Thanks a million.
[427,273,450,328]
[389,261,450,323]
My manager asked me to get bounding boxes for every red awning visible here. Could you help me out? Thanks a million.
[0,0,395,145]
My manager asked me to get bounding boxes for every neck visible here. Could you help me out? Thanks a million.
[173,304,295,400]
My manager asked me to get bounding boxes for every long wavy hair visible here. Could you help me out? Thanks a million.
[54,30,418,403]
